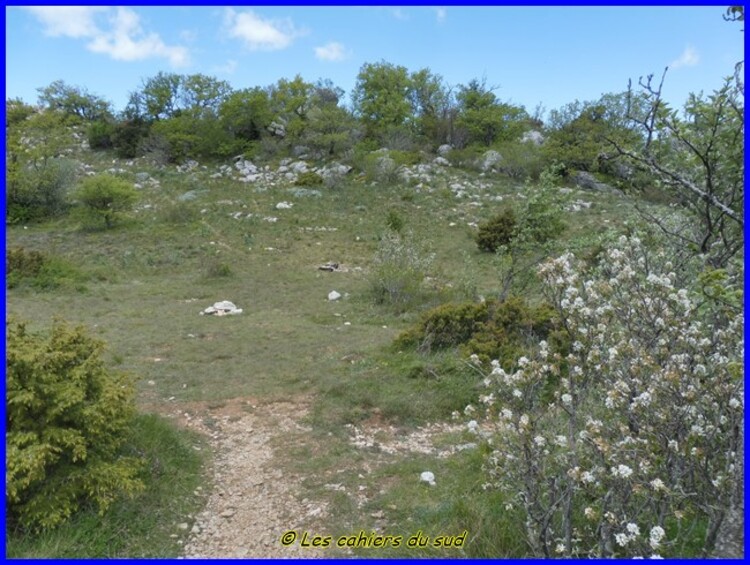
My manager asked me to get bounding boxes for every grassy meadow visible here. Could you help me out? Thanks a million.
[6,143,683,557]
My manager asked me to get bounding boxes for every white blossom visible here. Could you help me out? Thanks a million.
[611,464,633,479]
[649,526,665,549]
[650,478,666,492]
[615,533,630,547]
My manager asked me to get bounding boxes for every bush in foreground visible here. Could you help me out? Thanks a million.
[6,319,145,531]
[467,236,744,557]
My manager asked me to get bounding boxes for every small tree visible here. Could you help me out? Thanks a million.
[476,208,518,253]
[614,71,744,268]
[37,80,112,122]
[6,319,144,531]
[73,174,139,228]
[6,111,76,223]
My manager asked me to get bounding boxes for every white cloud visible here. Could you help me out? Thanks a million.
[224,8,303,51]
[435,8,447,24]
[670,45,699,69]
[314,42,348,62]
[22,6,189,67]
[23,6,105,38]
[87,8,189,67]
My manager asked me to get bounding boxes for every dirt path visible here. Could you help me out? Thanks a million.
[148,397,470,558]
[158,398,329,558]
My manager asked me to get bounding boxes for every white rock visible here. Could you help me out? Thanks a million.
[275,201,293,210]
[328,291,342,301]
[420,471,436,486]
[290,161,309,174]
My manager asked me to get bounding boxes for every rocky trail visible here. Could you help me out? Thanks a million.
[149,397,471,559]
[158,398,328,558]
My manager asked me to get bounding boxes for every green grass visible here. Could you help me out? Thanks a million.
[6,148,682,557]
[5,414,207,558]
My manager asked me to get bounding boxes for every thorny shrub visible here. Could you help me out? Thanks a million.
[462,236,743,557]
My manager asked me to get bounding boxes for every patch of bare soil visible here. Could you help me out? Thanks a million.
[156,397,329,558]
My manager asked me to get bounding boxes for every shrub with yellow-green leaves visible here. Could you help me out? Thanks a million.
[6,320,144,532]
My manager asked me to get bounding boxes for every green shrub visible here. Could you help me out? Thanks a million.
[204,259,233,278]
[446,145,484,170]
[6,247,45,280]
[476,208,517,253]
[73,174,139,229]
[494,140,544,180]
[6,158,77,224]
[6,247,82,291]
[87,120,116,150]
[6,319,145,532]
[294,171,324,186]
[385,208,406,233]
[160,201,199,225]
[394,297,557,367]
[369,230,434,311]
[112,120,150,159]
[394,301,490,351]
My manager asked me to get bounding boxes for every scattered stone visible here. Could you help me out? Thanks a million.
[268,120,286,138]
[437,144,453,156]
[200,301,243,316]
[375,155,397,177]
[292,145,309,158]
[420,471,436,486]
[178,190,206,202]
[318,262,340,272]
[287,187,322,198]
[479,150,503,172]
[570,171,622,195]
[289,161,309,174]
[177,160,199,173]
[275,201,293,210]
[220,509,236,518]
[328,290,342,301]
[320,163,352,179]
[521,130,545,145]
[178,522,190,530]
[135,172,150,182]
[433,156,451,167]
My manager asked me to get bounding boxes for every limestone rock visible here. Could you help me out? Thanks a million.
[570,171,622,195]
[437,144,453,156]
[200,301,243,316]
[420,471,436,486]
[521,130,545,145]
[479,150,503,171]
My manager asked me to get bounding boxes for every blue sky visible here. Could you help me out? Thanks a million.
[5,5,744,119]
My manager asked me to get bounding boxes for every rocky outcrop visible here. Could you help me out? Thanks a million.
[570,171,622,195]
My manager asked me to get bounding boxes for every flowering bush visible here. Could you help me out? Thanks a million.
[467,236,743,557]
